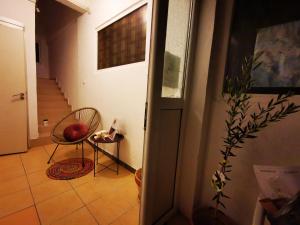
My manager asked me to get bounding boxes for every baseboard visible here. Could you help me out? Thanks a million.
[37,74,50,79]
[86,140,136,174]
[29,136,52,148]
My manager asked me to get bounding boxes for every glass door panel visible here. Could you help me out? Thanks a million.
[161,0,192,98]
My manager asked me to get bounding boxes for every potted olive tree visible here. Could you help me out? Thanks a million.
[193,53,300,225]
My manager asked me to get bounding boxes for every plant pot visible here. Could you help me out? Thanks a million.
[135,168,142,200]
[193,207,236,225]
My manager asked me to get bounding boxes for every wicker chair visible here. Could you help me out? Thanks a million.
[47,107,101,167]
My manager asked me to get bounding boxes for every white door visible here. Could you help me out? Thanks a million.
[141,0,195,224]
[0,19,28,155]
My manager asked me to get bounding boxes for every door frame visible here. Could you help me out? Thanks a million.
[0,16,29,150]
[0,17,25,31]
[140,0,197,224]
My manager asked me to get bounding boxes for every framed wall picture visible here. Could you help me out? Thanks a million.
[97,4,147,69]
[224,0,300,94]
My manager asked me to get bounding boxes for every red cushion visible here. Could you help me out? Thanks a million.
[63,123,89,142]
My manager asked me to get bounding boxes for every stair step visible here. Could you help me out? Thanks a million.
[38,105,70,111]
[39,131,51,138]
[38,101,69,108]
[37,78,56,84]
[38,118,60,124]
[37,89,62,95]
[37,94,64,98]
[38,107,70,113]
[37,78,72,139]
[37,79,57,84]
[38,124,54,133]
[30,136,52,147]
[38,95,66,101]
[38,114,69,124]
[38,114,69,123]
[37,87,61,93]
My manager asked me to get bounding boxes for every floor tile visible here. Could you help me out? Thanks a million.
[46,144,94,163]
[68,171,96,188]
[0,143,139,225]
[111,205,140,225]
[43,144,57,154]
[94,154,116,173]
[21,148,50,174]
[0,176,29,198]
[74,168,129,203]
[47,146,81,162]
[21,146,47,160]
[95,151,112,162]
[87,194,133,225]
[27,170,50,187]
[0,189,34,218]
[97,168,136,194]
[74,180,104,204]
[96,167,132,186]
[36,190,83,225]
[0,206,40,225]
[112,182,139,208]
[31,180,72,203]
[0,154,22,170]
[0,164,25,182]
[51,207,97,225]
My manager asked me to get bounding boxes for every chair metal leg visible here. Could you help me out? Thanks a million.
[47,144,59,164]
[81,141,85,167]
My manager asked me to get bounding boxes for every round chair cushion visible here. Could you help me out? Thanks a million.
[63,123,89,142]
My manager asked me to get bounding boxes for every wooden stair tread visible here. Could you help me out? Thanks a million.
[34,78,72,145]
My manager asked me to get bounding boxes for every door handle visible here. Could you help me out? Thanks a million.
[12,92,25,100]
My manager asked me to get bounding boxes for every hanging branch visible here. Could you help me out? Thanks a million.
[211,52,300,211]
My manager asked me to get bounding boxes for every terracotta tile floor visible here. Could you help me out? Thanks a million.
[0,144,140,225]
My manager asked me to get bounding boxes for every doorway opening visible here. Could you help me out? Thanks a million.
[34,0,81,146]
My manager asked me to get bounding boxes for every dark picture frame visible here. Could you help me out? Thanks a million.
[97,4,147,70]
[224,0,300,94]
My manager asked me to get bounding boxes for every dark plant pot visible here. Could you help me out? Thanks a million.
[193,207,236,225]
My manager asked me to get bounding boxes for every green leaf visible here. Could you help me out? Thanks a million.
[268,99,274,107]
[228,152,236,157]
[221,193,231,199]
[212,194,219,201]
[219,201,226,209]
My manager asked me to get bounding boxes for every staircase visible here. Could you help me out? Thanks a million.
[32,78,72,146]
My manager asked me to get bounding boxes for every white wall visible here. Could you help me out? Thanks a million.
[50,0,152,169]
[0,0,38,139]
[48,20,79,108]
[56,0,89,13]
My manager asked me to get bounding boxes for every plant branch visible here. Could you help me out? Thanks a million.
[211,53,300,211]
